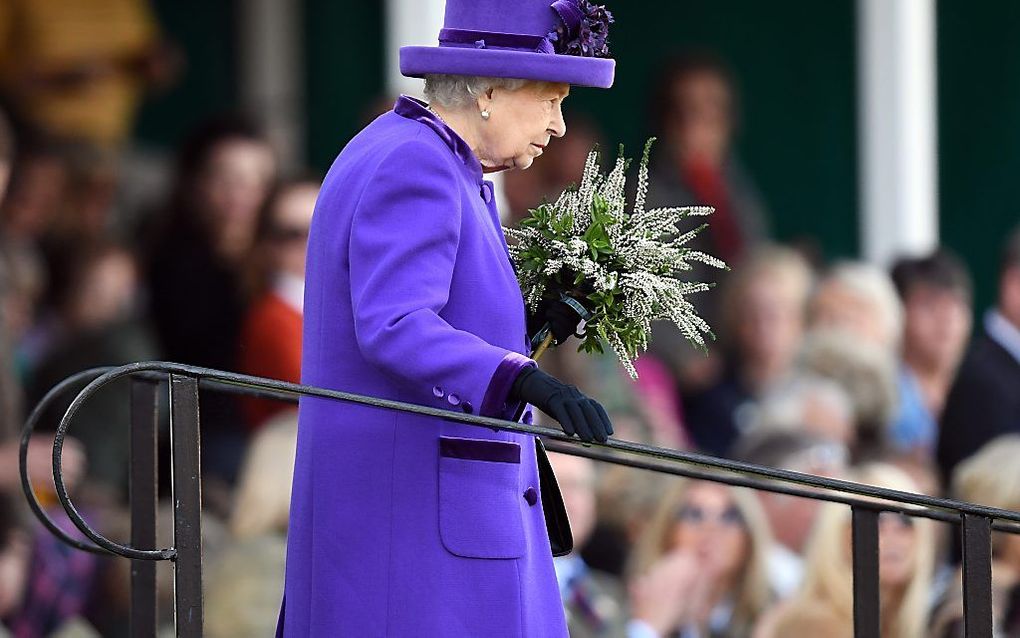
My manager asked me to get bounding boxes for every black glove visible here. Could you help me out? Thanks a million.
[527,295,593,347]
[510,367,613,443]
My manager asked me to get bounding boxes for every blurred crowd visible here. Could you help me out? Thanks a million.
[0,7,1018,638]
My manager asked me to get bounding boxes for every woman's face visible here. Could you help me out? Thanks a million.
[844,511,917,589]
[810,280,894,349]
[901,284,971,373]
[268,183,319,279]
[877,512,917,589]
[669,482,750,582]
[734,275,805,369]
[477,81,569,171]
[195,138,275,258]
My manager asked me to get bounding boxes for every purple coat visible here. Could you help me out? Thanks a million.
[277,96,568,637]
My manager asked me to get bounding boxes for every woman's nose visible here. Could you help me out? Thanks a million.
[549,103,567,138]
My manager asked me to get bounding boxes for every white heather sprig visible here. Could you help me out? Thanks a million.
[504,138,727,379]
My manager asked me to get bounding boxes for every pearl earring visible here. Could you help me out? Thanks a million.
[480,109,491,120]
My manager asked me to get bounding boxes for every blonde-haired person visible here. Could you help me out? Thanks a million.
[930,435,1020,636]
[626,478,773,638]
[683,245,814,456]
[755,463,935,638]
[203,412,297,638]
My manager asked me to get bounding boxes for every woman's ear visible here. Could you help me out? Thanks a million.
[477,87,495,120]
[479,86,495,110]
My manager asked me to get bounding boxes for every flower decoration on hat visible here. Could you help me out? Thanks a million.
[547,0,615,58]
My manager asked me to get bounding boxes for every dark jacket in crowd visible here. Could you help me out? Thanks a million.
[937,329,1020,484]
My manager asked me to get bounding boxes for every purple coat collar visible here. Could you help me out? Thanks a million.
[394,95,482,180]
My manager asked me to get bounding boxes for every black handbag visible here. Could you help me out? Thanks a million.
[534,437,573,557]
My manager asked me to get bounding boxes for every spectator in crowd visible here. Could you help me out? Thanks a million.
[0,135,65,376]
[809,261,903,352]
[731,430,849,599]
[802,263,904,460]
[756,463,935,638]
[931,435,1020,636]
[0,490,100,636]
[682,246,812,455]
[0,109,86,513]
[645,52,769,271]
[0,108,22,438]
[27,242,156,498]
[0,110,10,199]
[643,52,770,387]
[146,114,275,484]
[937,228,1020,483]
[238,177,319,430]
[583,456,672,578]
[750,374,856,448]
[627,478,773,638]
[796,329,898,461]
[549,451,629,638]
[204,412,297,638]
[889,250,973,458]
[0,0,177,150]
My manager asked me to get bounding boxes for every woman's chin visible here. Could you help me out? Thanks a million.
[514,155,536,171]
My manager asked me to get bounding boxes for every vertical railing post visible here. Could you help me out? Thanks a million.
[129,379,159,638]
[851,507,880,638]
[962,514,993,637]
[169,375,202,637]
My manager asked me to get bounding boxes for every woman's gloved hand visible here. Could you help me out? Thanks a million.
[527,295,593,347]
[510,367,613,443]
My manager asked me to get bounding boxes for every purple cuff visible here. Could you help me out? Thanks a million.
[479,352,536,418]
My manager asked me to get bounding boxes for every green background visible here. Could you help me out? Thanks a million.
[134,0,1019,317]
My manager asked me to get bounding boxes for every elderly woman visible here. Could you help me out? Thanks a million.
[277,1,616,636]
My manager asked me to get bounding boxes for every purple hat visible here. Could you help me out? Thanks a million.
[400,0,616,89]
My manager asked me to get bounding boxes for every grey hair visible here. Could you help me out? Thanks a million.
[423,74,530,110]
[818,261,904,349]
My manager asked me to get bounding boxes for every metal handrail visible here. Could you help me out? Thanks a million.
[20,360,1009,637]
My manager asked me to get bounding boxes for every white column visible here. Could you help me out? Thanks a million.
[237,0,305,171]
[384,0,445,97]
[857,0,938,265]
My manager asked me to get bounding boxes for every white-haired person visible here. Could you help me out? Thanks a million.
[809,260,904,352]
[755,463,936,638]
[278,0,618,635]
[626,478,774,638]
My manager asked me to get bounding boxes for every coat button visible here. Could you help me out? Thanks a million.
[461,402,473,414]
[447,393,461,407]
[523,486,538,506]
[480,182,493,203]
[433,386,445,398]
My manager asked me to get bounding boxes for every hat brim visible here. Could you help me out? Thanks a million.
[400,46,615,89]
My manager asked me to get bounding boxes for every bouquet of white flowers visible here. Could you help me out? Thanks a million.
[504,138,726,379]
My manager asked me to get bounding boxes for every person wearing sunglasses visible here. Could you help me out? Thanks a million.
[626,479,773,638]
[758,463,935,638]
[239,177,319,430]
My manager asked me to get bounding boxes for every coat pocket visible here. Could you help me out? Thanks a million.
[437,435,526,559]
